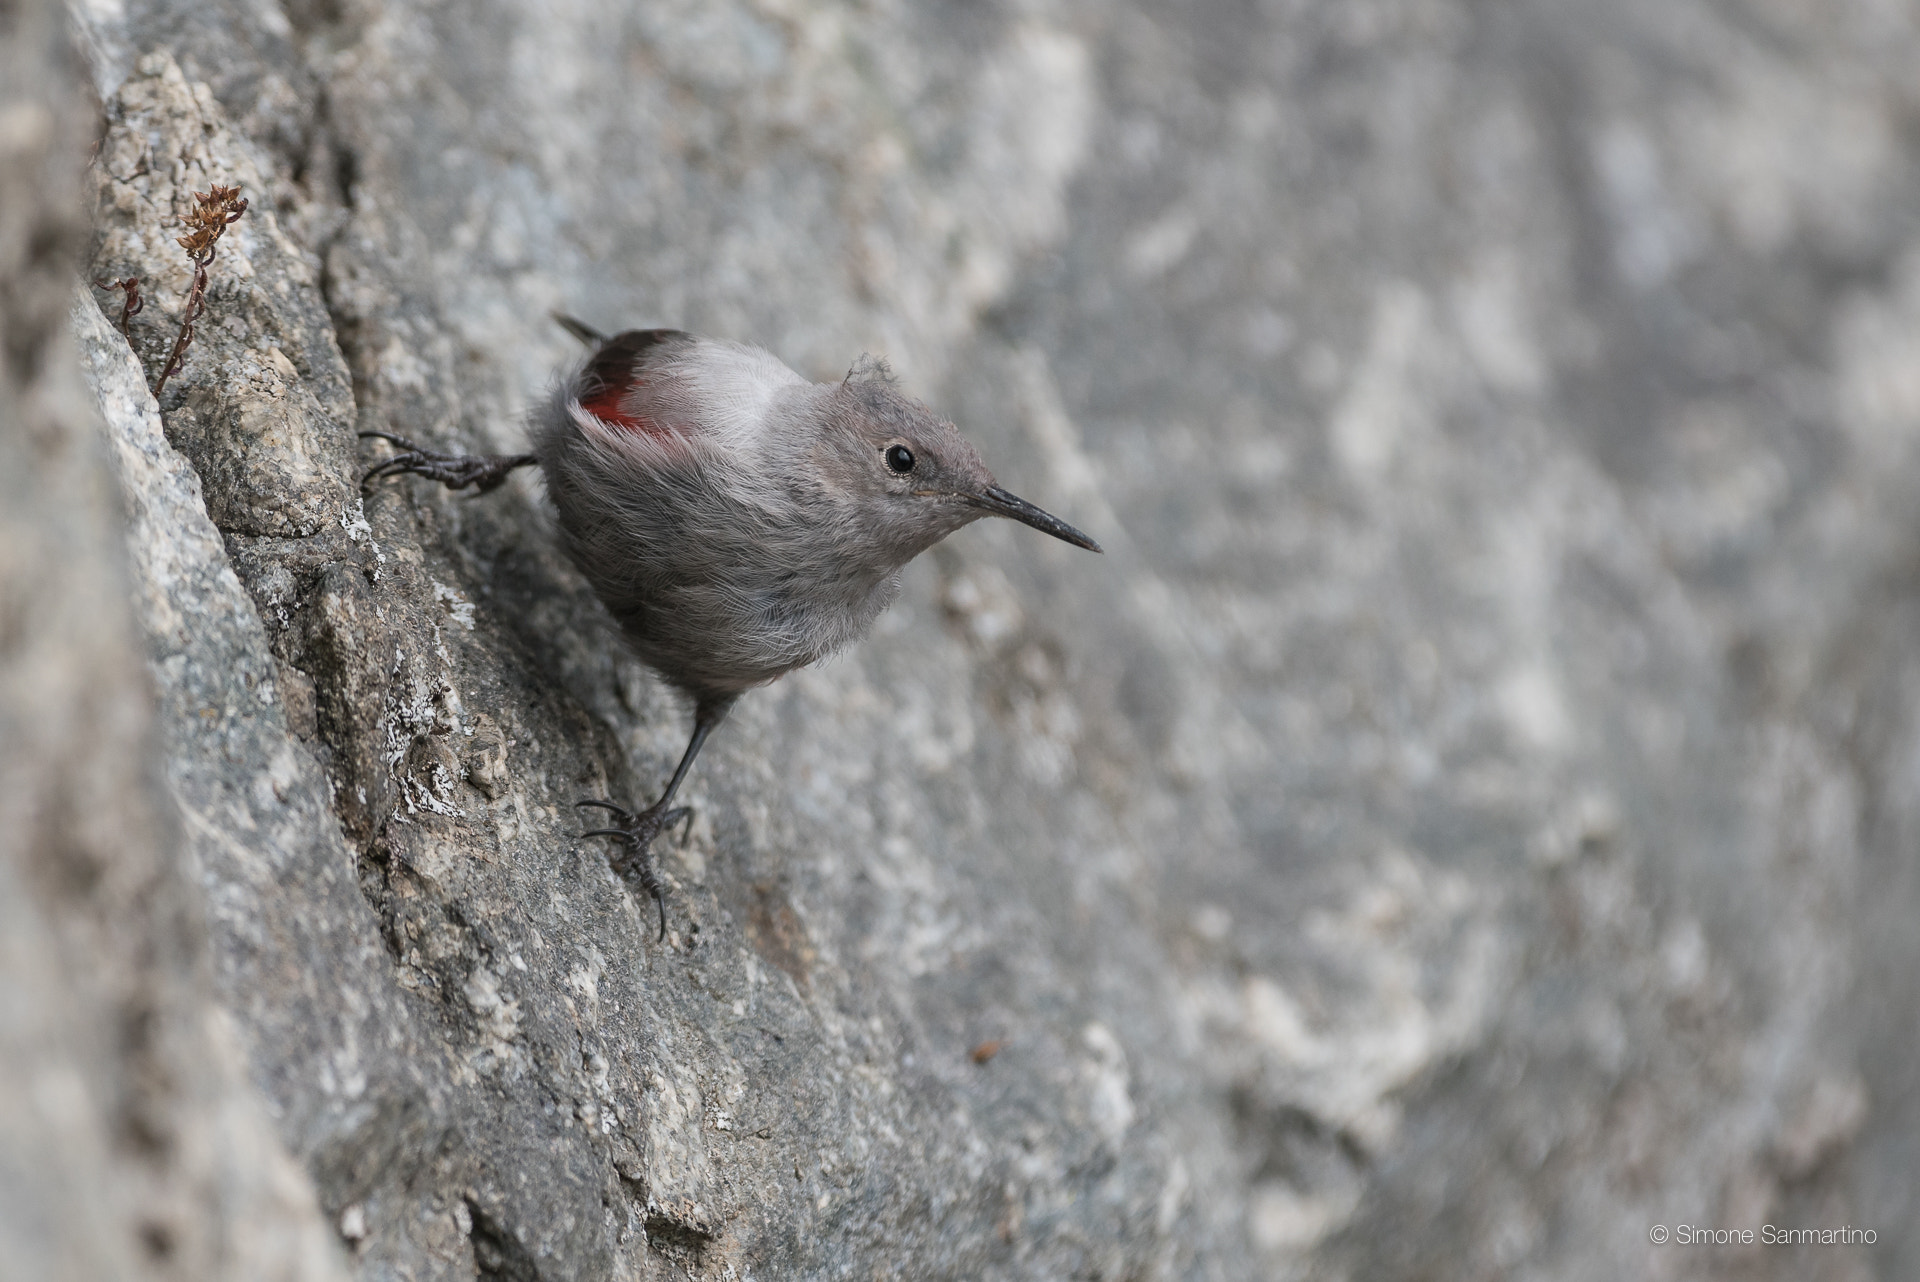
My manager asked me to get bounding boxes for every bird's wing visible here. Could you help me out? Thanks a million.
[577,329,695,436]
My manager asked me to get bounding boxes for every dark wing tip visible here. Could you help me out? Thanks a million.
[575,329,701,436]
[552,312,607,347]
[580,329,695,396]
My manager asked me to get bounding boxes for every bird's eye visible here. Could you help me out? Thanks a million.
[885,444,916,474]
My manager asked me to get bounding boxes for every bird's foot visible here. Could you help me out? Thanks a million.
[576,798,692,941]
[358,431,537,495]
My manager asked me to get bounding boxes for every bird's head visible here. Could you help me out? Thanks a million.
[807,357,1102,566]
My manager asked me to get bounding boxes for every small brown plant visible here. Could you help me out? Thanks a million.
[152,183,248,397]
[92,276,143,336]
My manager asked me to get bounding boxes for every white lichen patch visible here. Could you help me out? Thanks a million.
[340,501,384,575]
[1191,845,1505,1251]
[1331,282,1435,479]
[1079,1021,1135,1147]
[565,946,606,1029]
[462,964,523,1067]
[942,564,1025,652]
[639,1053,719,1235]
[384,655,463,816]
[1247,1180,1361,1254]
[431,579,477,631]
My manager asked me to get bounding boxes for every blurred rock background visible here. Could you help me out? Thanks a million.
[5,0,1918,1276]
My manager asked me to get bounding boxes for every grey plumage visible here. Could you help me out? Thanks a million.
[363,318,1100,938]
[535,330,1051,698]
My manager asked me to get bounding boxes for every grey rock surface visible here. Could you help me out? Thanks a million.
[8,0,1916,1277]
[1,2,349,1279]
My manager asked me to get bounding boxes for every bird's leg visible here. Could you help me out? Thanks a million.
[357,431,538,495]
[577,695,737,941]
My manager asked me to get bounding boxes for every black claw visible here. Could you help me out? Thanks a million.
[358,430,422,450]
[357,430,536,495]
[575,796,683,943]
[575,798,629,815]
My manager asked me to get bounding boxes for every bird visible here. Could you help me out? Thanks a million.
[360,315,1101,939]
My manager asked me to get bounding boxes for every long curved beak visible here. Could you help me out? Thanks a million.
[963,485,1103,553]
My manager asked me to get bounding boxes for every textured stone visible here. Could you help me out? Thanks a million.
[1,1,349,1278]
[11,0,1918,1277]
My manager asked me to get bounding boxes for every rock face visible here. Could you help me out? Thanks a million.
[8,0,1918,1276]
[1,6,349,1281]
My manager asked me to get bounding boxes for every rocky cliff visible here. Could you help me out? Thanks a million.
[6,0,1918,1277]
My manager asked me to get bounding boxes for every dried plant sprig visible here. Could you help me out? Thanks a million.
[92,276,143,336]
[152,184,248,397]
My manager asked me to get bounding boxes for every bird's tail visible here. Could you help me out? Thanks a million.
[551,312,607,348]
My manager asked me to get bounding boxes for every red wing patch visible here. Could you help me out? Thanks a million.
[579,382,658,434]
[578,328,691,436]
